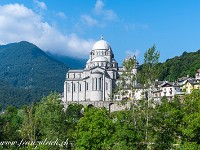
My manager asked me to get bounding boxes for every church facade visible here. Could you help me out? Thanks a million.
[63,36,138,102]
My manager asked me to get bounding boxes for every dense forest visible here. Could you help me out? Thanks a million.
[0,90,199,149]
[0,41,69,108]
[137,49,200,84]
[0,41,88,109]
[158,50,200,81]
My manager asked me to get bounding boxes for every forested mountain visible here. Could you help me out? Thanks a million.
[0,78,40,108]
[47,52,87,69]
[157,50,200,81]
[138,49,200,83]
[0,41,69,108]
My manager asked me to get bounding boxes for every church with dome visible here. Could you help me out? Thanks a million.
[63,36,138,102]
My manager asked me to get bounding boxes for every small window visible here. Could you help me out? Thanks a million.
[67,83,70,92]
[92,78,94,90]
[73,83,75,92]
[79,84,81,92]
[95,78,98,90]
[86,82,89,91]
[99,78,102,90]
[106,82,108,91]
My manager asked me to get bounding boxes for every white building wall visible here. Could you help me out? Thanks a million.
[90,73,103,101]
[161,86,181,97]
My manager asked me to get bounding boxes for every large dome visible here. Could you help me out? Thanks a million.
[92,37,111,50]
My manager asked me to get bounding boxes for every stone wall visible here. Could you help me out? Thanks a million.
[63,101,132,112]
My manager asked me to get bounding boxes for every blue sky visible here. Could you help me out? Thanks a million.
[0,0,200,65]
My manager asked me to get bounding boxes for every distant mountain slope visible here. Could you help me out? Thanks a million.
[0,78,40,108]
[0,41,69,108]
[158,50,200,81]
[47,52,87,69]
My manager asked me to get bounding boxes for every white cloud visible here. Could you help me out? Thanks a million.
[94,0,104,14]
[56,12,67,19]
[105,10,117,21]
[0,3,95,58]
[93,0,117,21]
[33,0,47,10]
[78,0,117,29]
[81,15,98,26]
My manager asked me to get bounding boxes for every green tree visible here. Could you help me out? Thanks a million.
[34,92,69,149]
[0,114,3,141]
[20,104,37,142]
[0,106,22,149]
[114,56,137,101]
[65,103,83,147]
[74,107,114,150]
[109,110,146,150]
[138,45,160,149]
[151,96,184,149]
[1,106,22,141]
[180,90,200,148]
[140,45,160,87]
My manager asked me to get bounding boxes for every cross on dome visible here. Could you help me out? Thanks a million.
[101,34,104,40]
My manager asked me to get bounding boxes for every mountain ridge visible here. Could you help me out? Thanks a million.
[46,52,87,69]
[0,41,83,108]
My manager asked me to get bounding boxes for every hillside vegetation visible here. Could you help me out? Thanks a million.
[158,50,200,81]
[138,50,200,83]
[0,41,69,108]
